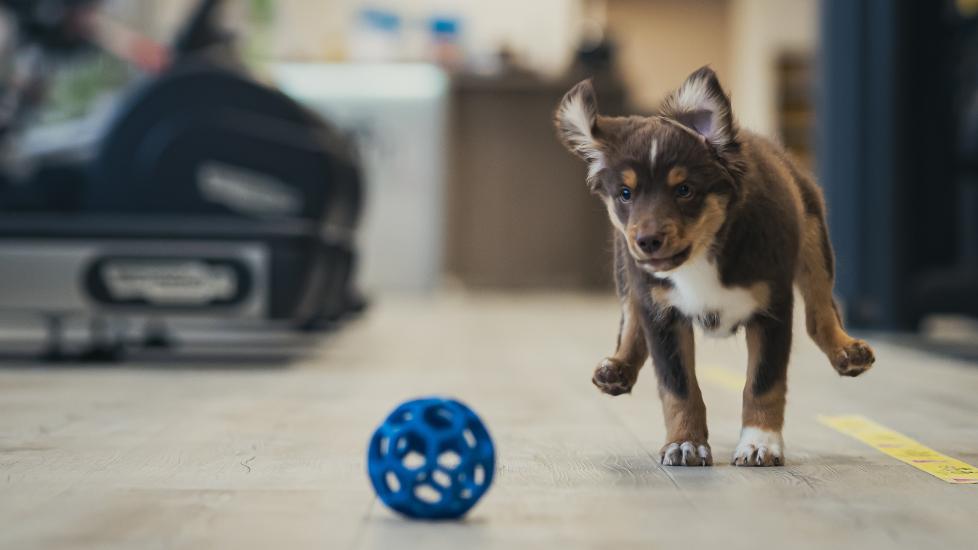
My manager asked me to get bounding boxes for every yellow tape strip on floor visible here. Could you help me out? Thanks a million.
[819,414,978,484]
[698,366,745,392]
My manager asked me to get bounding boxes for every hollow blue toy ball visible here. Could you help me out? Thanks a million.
[367,397,495,520]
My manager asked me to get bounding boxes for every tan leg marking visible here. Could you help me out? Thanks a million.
[658,320,712,466]
[593,295,647,396]
[743,323,786,431]
[749,282,771,314]
[797,215,875,376]
[734,323,786,466]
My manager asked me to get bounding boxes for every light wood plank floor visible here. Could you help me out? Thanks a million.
[1,293,977,549]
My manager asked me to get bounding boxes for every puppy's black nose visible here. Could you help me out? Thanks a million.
[636,233,664,254]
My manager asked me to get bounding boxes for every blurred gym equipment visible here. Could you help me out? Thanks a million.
[0,0,364,360]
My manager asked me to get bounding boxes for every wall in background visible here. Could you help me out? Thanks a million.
[729,0,818,136]
[104,0,818,132]
[90,0,820,292]
[107,0,582,77]
[605,0,732,113]
[603,0,818,136]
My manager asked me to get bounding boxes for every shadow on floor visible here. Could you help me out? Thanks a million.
[0,338,324,370]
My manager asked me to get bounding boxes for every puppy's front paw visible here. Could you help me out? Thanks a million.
[660,440,712,466]
[732,427,784,466]
[592,358,637,396]
[831,338,876,377]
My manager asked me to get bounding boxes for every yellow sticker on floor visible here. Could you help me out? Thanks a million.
[819,414,978,484]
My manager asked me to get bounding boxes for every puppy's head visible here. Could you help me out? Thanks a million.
[555,67,743,273]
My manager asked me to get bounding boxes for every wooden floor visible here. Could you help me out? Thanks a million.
[1,293,977,549]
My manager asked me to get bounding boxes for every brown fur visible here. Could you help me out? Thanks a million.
[650,285,671,305]
[749,282,771,315]
[657,318,711,466]
[556,66,875,467]
[797,215,876,376]
[661,321,707,440]
[743,323,786,431]
[621,168,638,190]
[666,166,688,187]
[686,195,728,258]
[592,295,648,396]
[614,296,647,366]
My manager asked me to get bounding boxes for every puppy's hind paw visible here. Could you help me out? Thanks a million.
[592,358,638,396]
[831,339,876,377]
[660,441,713,467]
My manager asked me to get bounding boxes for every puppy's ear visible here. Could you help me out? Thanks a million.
[660,66,737,152]
[555,79,606,184]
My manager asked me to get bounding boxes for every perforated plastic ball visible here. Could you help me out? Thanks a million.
[367,397,495,520]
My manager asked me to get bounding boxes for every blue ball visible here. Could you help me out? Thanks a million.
[367,397,495,520]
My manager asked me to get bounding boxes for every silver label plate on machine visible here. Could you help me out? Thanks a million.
[100,260,239,305]
[0,240,267,318]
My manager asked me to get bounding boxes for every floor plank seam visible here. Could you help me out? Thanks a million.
[352,497,377,550]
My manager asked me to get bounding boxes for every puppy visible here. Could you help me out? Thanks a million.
[554,67,875,467]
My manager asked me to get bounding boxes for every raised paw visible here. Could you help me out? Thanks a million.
[592,358,638,396]
[660,440,713,467]
[830,338,876,377]
[732,427,784,467]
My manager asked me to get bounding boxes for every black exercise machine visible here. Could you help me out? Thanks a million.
[0,0,364,359]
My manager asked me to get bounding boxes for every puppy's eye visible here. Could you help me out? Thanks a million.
[675,184,693,199]
[618,187,632,203]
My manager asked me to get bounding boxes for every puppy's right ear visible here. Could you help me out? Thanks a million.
[555,79,605,184]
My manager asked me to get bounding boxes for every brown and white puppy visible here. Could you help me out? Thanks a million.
[554,67,875,467]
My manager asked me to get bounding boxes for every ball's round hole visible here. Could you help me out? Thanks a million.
[389,410,414,425]
[436,450,461,470]
[423,406,454,429]
[462,429,476,448]
[460,488,473,499]
[402,450,425,470]
[394,431,426,459]
[385,471,401,493]
[413,483,441,504]
[474,464,485,485]
[432,469,452,488]
[379,436,389,456]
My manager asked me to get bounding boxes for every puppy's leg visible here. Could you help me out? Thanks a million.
[593,236,648,395]
[642,307,711,466]
[797,214,875,376]
[592,295,648,395]
[734,290,791,466]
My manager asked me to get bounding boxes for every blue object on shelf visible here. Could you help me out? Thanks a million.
[359,8,401,32]
[429,17,460,37]
[367,397,495,520]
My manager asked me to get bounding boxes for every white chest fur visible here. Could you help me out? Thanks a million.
[654,254,761,336]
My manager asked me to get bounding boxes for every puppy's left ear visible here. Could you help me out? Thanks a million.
[555,79,606,184]
[660,66,737,152]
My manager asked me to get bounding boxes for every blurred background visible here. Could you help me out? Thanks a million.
[0,0,975,360]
